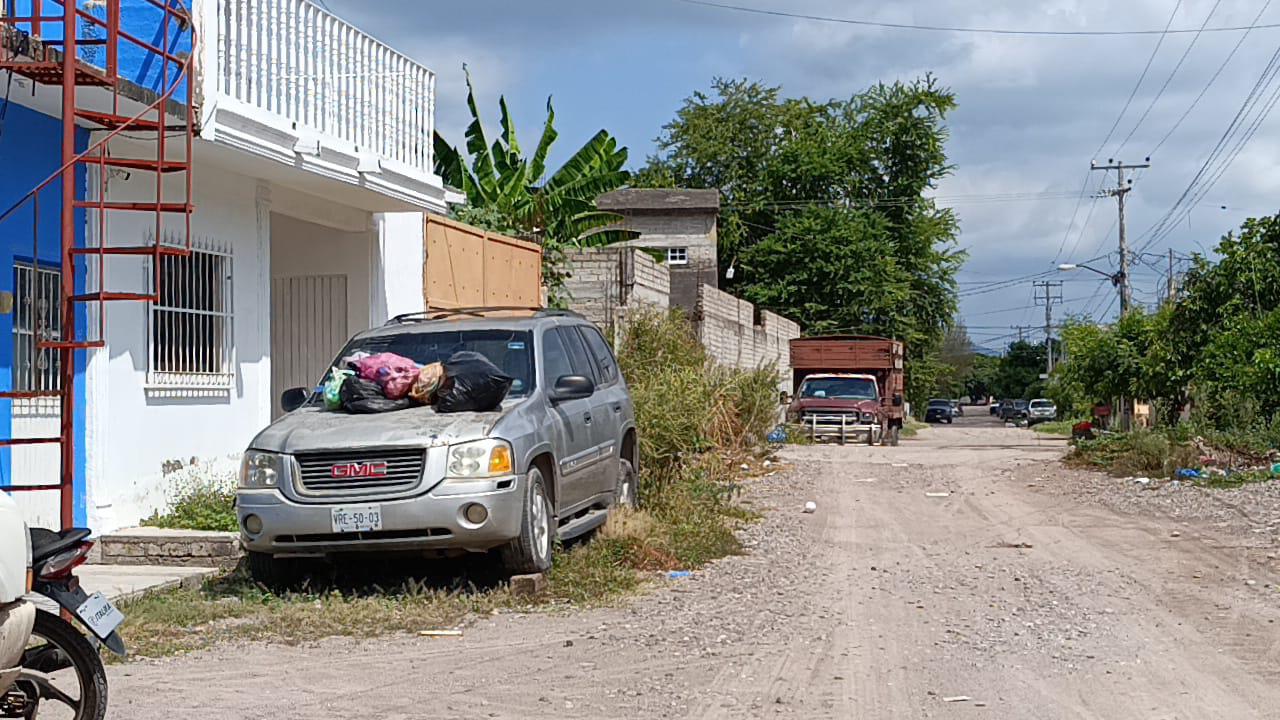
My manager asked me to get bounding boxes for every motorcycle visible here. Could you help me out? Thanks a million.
[0,493,126,720]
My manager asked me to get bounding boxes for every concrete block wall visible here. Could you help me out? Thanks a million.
[565,248,670,337]
[694,285,800,390]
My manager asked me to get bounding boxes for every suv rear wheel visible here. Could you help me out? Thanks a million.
[615,458,637,509]
[500,467,554,574]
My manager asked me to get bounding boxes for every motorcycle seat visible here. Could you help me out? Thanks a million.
[28,527,92,565]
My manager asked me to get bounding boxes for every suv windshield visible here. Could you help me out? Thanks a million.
[800,377,878,400]
[332,329,535,396]
[1030,400,1054,409]
[928,400,951,408]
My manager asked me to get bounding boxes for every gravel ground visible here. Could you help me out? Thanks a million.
[109,415,1280,719]
[1029,461,1280,556]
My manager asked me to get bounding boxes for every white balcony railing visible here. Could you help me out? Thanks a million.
[215,0,435,173]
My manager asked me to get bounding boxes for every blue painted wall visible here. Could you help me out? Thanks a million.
[0,99,90,525]
[8,0,193,98]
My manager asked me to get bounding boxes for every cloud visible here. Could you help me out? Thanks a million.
[323,0,1280,329]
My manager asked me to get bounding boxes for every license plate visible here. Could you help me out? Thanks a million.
[331,505,383,533]
[75,592,125,638]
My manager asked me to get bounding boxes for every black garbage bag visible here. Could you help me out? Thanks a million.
[340,376,413,414]
[436,351,513,413]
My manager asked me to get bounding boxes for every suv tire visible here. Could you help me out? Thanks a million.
[247,550,306,591]
[615,458,638,509]
[501,467,554,574]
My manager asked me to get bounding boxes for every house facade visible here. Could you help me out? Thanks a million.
[596,188,720,314]
[2,0,447,532]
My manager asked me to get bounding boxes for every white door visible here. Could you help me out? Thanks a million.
[8,263,62,528]
[270,275,349,419]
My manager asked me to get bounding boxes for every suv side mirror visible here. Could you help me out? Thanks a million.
[280,387,309,413]
[550,375,594,403]
[892,394,904,407]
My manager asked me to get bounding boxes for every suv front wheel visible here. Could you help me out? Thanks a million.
[500,467,554,574]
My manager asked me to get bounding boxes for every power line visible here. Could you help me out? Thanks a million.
[1149,0,1274,157]
[1114,0,1223,157]
[1051,174,1097,266]
[671,0,1280,36]
[1135,38,1280,253]
[1095,0,1184,158]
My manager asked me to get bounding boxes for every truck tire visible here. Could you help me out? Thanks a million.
[247,551,306,591]
[500,467,554,575]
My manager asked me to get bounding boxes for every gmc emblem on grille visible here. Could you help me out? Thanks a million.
[330,462,389,478]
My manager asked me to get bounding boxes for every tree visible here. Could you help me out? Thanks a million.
[963,354,1000,403]
[434,69,635,305]
[636,76,964,409]
[990,341,1048,401]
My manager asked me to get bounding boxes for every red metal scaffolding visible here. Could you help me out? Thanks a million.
[0,0,196,528]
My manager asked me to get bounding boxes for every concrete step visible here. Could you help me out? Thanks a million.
[78,564,219,602]
[97,527,242,568]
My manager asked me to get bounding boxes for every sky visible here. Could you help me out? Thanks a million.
[322,0,1280,352]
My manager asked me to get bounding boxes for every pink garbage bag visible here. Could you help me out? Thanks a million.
[354,352,420,400]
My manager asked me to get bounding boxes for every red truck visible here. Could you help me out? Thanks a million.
[787,336,906,446]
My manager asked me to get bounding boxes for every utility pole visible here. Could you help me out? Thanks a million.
[1034,280,1063,374]
[1166,248,1177,303]
[1091,159,1149,315]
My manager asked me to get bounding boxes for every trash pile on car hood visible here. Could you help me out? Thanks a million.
[321,350,512,415]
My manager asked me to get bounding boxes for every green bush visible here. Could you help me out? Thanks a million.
[616,310,779,499]
[549,310,780,586]
[1069,429,1202,479]
[143,483,237,532]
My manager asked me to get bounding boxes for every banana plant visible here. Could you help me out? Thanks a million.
[433,69,636,303]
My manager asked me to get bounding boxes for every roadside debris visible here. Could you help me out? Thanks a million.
[322,350,512,415]
[510,572,548,597]
[942,695,972,703]
[803,501,818,513]
[1132,477,1152,485]
[667,570,693,580]
[925,491,951,498]
[992,541,1033,549]
[418,629,463,638]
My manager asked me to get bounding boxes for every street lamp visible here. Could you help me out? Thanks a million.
[1059,263,1129,313]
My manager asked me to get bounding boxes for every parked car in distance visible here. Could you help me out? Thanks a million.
[990,401,1001,416]
[925,398,954,424]
[1027,398,1057,425]
[999,399,1029,422]
[237,308,639,587]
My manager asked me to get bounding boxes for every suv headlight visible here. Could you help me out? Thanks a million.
[447,439,514,479]
[240,451,286,489]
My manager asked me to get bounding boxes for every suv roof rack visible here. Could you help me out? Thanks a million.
[385,306,584,325]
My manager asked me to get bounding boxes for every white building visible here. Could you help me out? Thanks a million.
[14,0,449,532]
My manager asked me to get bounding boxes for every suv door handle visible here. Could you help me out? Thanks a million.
[583,412,593,425]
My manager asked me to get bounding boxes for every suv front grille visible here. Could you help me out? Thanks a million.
[295,448,425,495]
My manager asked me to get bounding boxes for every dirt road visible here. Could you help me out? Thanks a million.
[109,417,1280,719]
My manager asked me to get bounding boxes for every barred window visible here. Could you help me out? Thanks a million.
[148,242,234,389]
[12,262,62,394]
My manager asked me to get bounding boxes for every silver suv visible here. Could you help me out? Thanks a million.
[236,309,638,585]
